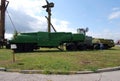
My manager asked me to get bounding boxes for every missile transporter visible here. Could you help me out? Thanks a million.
[10,31,85,52]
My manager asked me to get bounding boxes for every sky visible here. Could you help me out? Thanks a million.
[4,0,120,42]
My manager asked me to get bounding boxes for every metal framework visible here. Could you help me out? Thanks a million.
[42,0,54,33]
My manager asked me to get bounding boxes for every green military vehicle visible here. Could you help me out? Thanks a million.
[10,31,85,52]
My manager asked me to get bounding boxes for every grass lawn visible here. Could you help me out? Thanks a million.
[0,46,120,73]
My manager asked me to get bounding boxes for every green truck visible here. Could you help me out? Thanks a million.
[10,31,85,52]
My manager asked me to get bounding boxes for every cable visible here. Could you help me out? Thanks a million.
[6,9,17,32]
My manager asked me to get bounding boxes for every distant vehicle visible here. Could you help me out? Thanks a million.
[116,40,120,45]
[92,38,115,49]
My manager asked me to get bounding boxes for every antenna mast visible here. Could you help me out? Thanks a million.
[42,0,54,32]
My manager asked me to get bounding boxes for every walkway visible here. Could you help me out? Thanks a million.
[0,70,120,81]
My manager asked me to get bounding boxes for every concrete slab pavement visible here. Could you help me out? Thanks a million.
[0,70,120,81]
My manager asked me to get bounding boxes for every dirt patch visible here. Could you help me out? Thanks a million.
[0,60,14,65]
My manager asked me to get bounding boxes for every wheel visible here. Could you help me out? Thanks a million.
[93,44,100,50]
[13,43,36,53]
[66,43,77,51]
[77,44,87,50]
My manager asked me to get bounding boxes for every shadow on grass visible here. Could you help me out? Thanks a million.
[14,46,118,54]
[14,50,97,54]
[14,49,65,54]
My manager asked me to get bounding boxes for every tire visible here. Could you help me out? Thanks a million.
[66,43,77,51]
[13,43,36,53]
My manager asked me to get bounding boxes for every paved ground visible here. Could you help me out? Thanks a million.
[0,71,120,81]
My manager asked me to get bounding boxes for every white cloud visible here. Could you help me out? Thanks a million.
[112,7,120,11]
[28,16,48,32]
[7,0,74,32]
[5,0,76,39]
[108,11,120,20]
[6,0,120,42]
[8,0,45,16]
[51,18,76,32]
[106,8,120,41]
[5,33,13,40]
[87,29,120,42]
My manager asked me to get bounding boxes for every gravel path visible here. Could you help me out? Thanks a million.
[0,71,120,81]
